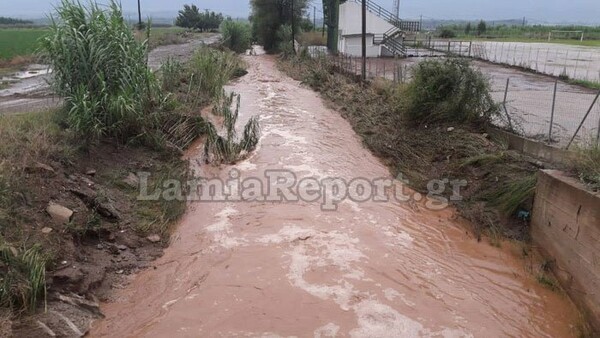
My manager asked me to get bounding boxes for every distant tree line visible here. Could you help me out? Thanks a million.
[175,5,224,31]
[438,21,600,40]
[0,17,33,25]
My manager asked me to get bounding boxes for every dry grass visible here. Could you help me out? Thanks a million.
[572,141,600,190]
[299,31,327,46]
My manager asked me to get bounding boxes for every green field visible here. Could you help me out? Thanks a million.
[0,28,48,61]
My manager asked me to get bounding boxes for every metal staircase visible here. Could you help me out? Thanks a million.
[347,0,420,56]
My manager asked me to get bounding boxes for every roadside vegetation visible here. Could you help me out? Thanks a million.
[221,20,252,53]
[250,0,310,52]
[281,54,537,242]
[573,142,600,191]
[0,0,254,331]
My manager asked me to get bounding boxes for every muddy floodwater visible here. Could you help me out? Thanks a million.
[91,51,580,337]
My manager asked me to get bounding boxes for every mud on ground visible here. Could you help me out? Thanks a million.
[2,137,190,336]
[280,57,545,242]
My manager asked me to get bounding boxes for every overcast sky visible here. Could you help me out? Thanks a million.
[2,0,599,24]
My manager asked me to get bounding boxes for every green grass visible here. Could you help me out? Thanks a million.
[0,28,48,61]
[465,37,600,47]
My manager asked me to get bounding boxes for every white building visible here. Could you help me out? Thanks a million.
[337,0,419,57]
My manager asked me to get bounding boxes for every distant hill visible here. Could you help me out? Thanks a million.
[0,16,34,25]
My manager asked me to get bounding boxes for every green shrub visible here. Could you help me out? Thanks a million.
[439,28,456,39]
[0,242,47,313]
[573,142,600,190]
[276,24,295,57]
[188,47,245,99]
[40,0,166,142]
[221,20,252,53]
[404,58,498,125]
[204,91,260,164]
[160,57,184,92]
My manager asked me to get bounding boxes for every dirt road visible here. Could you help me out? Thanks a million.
[91,52,580,337]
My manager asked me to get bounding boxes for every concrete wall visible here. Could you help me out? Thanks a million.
[338,1,394,57]
[532,170,600,331]
[340,35,381,57]
[487,127,576,165]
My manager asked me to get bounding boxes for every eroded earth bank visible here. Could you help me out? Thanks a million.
[91,52,581,337]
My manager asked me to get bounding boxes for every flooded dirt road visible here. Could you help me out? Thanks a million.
[92,52,580,337]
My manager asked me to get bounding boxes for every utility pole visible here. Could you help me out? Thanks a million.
[291,0,296,54]
[314,6,316,31]
[522,17,526,27]
[361,0,366,80]
[137,0,142,29]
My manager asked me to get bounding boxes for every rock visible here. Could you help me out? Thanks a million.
[146,234,161,243]
[482,133,489,139]
[96,244,103,250]
[41,227,54,234]
[123,173,140,188]
[46,203,74,225]
[70,188,121,221]
[56,293,102,317]
[85,169,97,176]
[26,162,55,176]
[52,266,84,285]
[447,127,455,132]
[117,244,127,251]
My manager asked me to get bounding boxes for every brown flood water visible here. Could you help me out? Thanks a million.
[91,51,580,337]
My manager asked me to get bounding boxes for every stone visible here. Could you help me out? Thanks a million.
[117,245,127,251]
[85,169,97,176]
[70,188,121,221]
[447,127,455,132]
[41,227,54,234]
[26,162,55,175]
[46,203,74,225]
[123,173,140,188]
[52,266,84,285]
[146,234,161,243]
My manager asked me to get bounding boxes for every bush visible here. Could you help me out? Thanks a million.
[188,47,245,99]
[204,91,260,164]
[221,20,252,53]
[40,0,166,142]
[573,142,600,190]
[404,58,498,125]
[277,24,295,57]
[439,28,456,38]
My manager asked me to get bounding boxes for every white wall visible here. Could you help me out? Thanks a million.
[338,2,395,57]
[338,2,394,36]
[340,35,381,57]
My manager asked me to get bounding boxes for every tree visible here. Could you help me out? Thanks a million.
[477,20,487,36]
[175,5,224,31]
[250,0,309,51]
[176,4,201,29]
[464,22,472,35]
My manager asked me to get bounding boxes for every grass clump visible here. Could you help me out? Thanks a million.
[0,242,47,314]
[220,20,252,53]
[487,174,537,216]
[404,58,498,125]
[188,47,246,99]
[572,142,600,190]
[40,0,166,142]
[205,92,260,164]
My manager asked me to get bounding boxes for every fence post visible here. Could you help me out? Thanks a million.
[548,80,558,143]
[567,90,600,149]
[503,78,515,132]
[468,41,472,58]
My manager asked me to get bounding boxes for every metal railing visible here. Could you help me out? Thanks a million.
[348,0,421,32]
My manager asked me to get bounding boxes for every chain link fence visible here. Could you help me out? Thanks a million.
[415,39,600,84]
[307,47,600,148]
